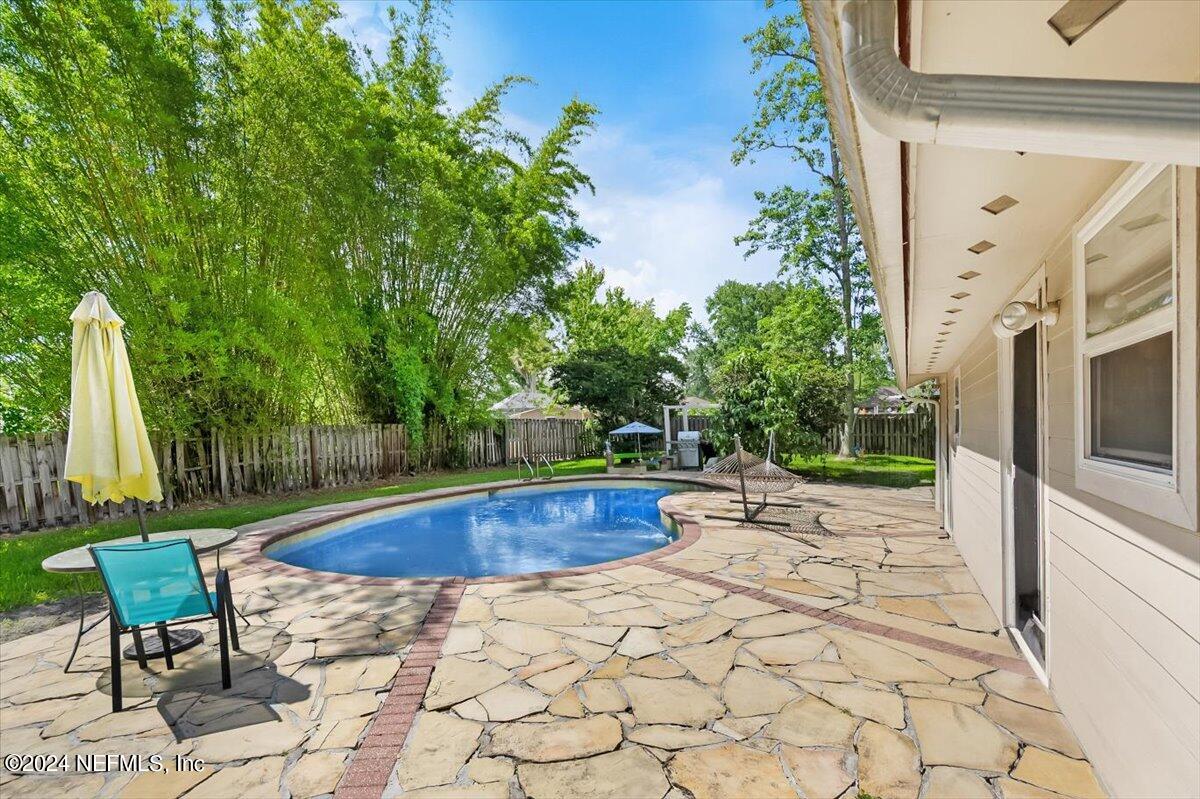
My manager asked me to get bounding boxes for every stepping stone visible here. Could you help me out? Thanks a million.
[426,657,511,710]
[395,712,484,790]
[764,696,858,748]
[908,697,1018,772]
[856,721,920,799]
[669,742,795,799]
[982,695,1083,758]
[661,615,737,647]
[743,632,827,665]
[925,766,994,798]
[780,746,853,799]
[477,684,552,721]
[495,597,588,626]
[722,668,800,717]
[621,676,724,727]
[489,715,622,762]
[627,725,727,750]
[670,637,741,684]
[517,746,669,799]
[1010,747,1106,798]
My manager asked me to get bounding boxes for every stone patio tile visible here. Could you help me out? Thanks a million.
[591,655,629,679]
[709,594,778,620]
[856,720,920,799]
[395,712,483,790]
[441,624,485,656]
[546,625,627,645]
[488,714,622,762]
[592,608,669,628]
[722,667,800,717]
[875,596,954,624]
[307,715,369,750]
[643,597,706,621]
[486,621,562,656]
[742,632,827,665]
[483,643,530,669]
[516,746,669,799]
[981,670,1059,711]
[1010,747,1106,798]
[425,657,511,710]
[660,615,736,647]
[908,697,1018,772]
[321,690,383,723]
[995,777,1073,799]
[547,689,585,717]
[467,757,514,783]
[669,742,794,799]
[821,629,950,684]
[456,594,493,623]
[785,661,855,683]
[286,750,346,798]
[189,717,308,763]
[781,746,853,799]
[579,680,627,713]
[669,637,741,684]
[477,683,552,721]
[185,756,286,799]
[731,612,822,638]
[764,695,858,748]
[761,577,838,599]
[118,762,212,799]
[816,682,904,729]
[982,694,1084,757]
[628,725,728,750]
[402,782,510,798]
[582,594,649,613]
[940,593,1002,631]
[525,659,589,696]
[563,636,614,662]
[925,766,994,798]
[621,676,724,726]
[897,681,985,704]
[516,652,575,679]
[617,628,665,659]
[628,656,688,678]
[494,597,588,626]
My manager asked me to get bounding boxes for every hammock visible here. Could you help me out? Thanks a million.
[703,433,805,526]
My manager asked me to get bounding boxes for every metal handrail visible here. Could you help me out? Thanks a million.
[518,456,536,481]
[538,455,554,479]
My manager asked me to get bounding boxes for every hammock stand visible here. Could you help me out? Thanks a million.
[702,433,808,526]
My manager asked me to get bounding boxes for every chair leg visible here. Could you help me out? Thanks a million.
[130,628,149,670]
[156,623,174,669]
[222,576,240,651]
[109,614,123,713]
[215,595,231,691]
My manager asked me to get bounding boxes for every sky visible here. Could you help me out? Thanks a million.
[330,0,802,323]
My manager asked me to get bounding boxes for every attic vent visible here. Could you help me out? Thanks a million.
[946,307,963,314]
[958,270,981,280]
[981,195,1018,215]
[968,240,996,255]
[941,320,957,326]
[1049,0,1123,45]
[951,291,971,300]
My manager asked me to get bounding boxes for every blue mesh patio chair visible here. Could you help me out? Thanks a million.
[88,538,239,712]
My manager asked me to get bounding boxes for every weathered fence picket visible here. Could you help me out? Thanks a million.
[822,410,934,459]
[0,418,601,533]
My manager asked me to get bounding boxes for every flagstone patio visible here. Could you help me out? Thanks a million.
[0,479,1107,798]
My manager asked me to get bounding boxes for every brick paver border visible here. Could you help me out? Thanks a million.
[334,580,467,799]
[652,563,1035,677]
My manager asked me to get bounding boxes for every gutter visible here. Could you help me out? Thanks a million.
[841,0,1200,166]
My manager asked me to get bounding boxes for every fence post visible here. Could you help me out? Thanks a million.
[308,426,320,490]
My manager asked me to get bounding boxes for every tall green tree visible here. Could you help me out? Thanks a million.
[733,4,890,455]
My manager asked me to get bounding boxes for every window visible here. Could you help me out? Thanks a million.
[1073,164,1196,529]
[952,372,961,447]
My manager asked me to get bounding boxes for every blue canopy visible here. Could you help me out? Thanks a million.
[609,421,662,435]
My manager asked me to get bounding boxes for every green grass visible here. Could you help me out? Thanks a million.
[0,457,607,613]
[787,453,935,489]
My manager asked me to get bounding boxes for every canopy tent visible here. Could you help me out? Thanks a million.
[608,421,662,455]
[64,291,162,541]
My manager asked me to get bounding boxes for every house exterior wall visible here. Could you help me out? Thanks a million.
[943,167,1200,798]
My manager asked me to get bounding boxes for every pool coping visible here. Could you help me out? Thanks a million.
[227,473,732,587]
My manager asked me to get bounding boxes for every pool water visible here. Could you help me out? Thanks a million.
[265,481,690,578]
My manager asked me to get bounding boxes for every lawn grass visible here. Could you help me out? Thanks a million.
[788,453,935,489]
[0,457,607,613]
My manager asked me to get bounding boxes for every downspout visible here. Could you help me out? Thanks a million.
[841,0,1200,166]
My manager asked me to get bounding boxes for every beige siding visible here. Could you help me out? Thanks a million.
[947,328,1004,614]
[942,167,1200,797]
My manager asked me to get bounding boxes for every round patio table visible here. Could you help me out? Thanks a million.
[42,528,239,672]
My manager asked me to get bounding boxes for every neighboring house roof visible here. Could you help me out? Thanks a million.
[510,406,590,421]
[489,390,554,414]
[679,396,718,409]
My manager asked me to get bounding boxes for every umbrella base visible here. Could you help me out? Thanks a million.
[123,628,203,661]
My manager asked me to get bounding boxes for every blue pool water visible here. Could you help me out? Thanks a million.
[266,481,691,578]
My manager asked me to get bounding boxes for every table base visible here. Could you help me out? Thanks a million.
[123,628,204,661]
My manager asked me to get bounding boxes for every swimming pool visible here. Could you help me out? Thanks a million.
[264,479,698,578]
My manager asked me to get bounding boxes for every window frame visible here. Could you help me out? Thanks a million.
[1072,163,1197,530]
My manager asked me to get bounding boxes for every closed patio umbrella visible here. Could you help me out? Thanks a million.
[64,291,162,540]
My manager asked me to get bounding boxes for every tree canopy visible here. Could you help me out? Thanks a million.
[0,0,595,436]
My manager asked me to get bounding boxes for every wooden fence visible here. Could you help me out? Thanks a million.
[823,410,935,459]
[0,419,599,533]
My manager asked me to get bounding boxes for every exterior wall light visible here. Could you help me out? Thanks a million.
[991,301,1060,338]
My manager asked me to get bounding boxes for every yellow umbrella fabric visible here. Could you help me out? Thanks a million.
[64,291,163,506]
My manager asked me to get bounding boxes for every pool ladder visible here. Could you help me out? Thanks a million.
[518,455,555,481]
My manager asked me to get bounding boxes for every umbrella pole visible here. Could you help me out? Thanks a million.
[135,499,149,542]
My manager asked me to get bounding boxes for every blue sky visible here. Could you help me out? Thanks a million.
[332,0,800,321]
